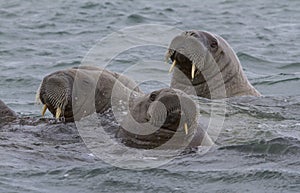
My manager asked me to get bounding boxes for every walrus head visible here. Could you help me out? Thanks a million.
[37,66,119,122]
[38,71,74,122]
[165,30,222,82]
[166,30,261,99]
[117,88,201,149]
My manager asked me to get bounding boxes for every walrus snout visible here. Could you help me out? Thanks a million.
[171,51,191,66]
[146,89,197,134]
[38,72,73,121]
[169,51,197,80]
[166,32,208,80]
[147,100,181,130]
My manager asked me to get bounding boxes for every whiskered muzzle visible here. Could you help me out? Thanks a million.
[38,75,72,120]
[146,92,194,136]
[166,35,207,80]
[43,90,68,119]
[148,102,181,128]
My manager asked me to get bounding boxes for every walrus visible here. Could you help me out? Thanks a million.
[0,99,17,123]
[37,66,213,149]
[115,88,213,149]
[37,66,141,122]
[166,30,261,99]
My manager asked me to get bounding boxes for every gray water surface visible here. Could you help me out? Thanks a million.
[0,0,300,192]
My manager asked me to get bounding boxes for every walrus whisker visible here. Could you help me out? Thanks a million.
[42,88,68,119]
[166,47,206,81]
[165,49,175,62]
[149,109,167,127]
[166,105,180,115]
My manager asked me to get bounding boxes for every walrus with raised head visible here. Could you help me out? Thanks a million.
[166,30,261,99]
[37,66,213,149]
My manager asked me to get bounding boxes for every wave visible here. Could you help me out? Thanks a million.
[219,137,300,156]
[237,53,300,91]
[237,52,273,64]
[0,75,40,87]
[237,52,300,72]
[127,14,147,24]
[253,73,300,85]
[126,13,171,24]
[80,2,101,9]
[52,60,81,68]
[278,62,300,69]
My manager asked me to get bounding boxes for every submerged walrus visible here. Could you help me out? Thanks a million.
[166,30,261,99]
[37,66,213,149]
[0,99,17,123]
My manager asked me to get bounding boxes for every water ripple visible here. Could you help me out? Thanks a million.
[220,137,300,156]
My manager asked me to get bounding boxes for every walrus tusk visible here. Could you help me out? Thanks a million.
[191,64,196,80]
[56,107,62,119]
[184,123,188,135]
[169,60,177,73]
[42,105,48,116]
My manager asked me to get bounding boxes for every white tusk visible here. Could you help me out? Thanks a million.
[55,107,62,119]
[184,123,188,135]
[42,105,48,116]
[169,60,177,73]
[191,64,196,80]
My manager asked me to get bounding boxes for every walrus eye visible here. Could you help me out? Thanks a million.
[150,93,156,102]
[210,40,218,49]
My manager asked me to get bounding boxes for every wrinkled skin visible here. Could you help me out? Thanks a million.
[37,66,213,149]
[166,30,261,99]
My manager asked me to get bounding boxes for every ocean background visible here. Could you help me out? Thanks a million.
[0,0,299,192]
